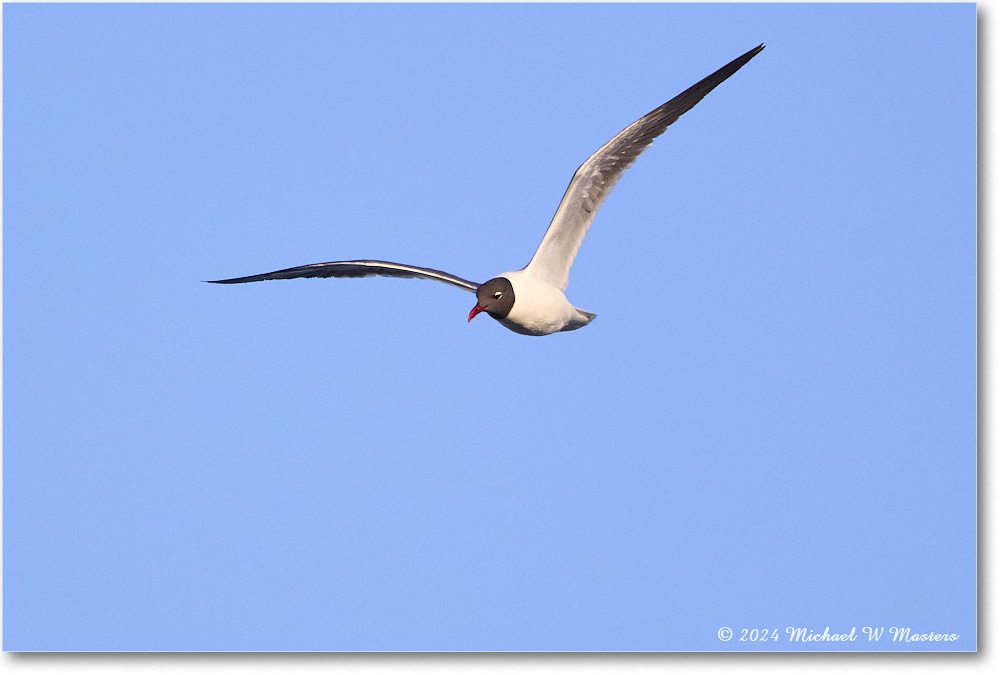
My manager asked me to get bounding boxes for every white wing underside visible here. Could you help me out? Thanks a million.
[524,44,764,291]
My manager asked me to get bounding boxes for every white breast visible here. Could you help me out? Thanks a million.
[496,268,594,336]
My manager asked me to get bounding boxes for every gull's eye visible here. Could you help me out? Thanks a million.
[493,291,503,299]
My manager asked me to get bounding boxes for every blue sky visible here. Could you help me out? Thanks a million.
[3,3,976,651]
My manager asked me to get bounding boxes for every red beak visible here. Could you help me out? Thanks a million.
[468,304,486,322]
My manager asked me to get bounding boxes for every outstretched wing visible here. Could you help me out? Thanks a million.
[208,260,480,293]
[524,44,765,291]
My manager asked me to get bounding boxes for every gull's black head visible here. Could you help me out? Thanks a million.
[468,277,515,322]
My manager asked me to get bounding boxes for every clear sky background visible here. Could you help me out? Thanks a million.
[3,2,976,652]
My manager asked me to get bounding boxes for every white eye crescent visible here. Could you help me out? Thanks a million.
[493,291,503,299]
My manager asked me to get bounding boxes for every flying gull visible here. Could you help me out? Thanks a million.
[209,44,765,336]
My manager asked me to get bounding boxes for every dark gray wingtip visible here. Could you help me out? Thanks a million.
[205,276,263,284]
